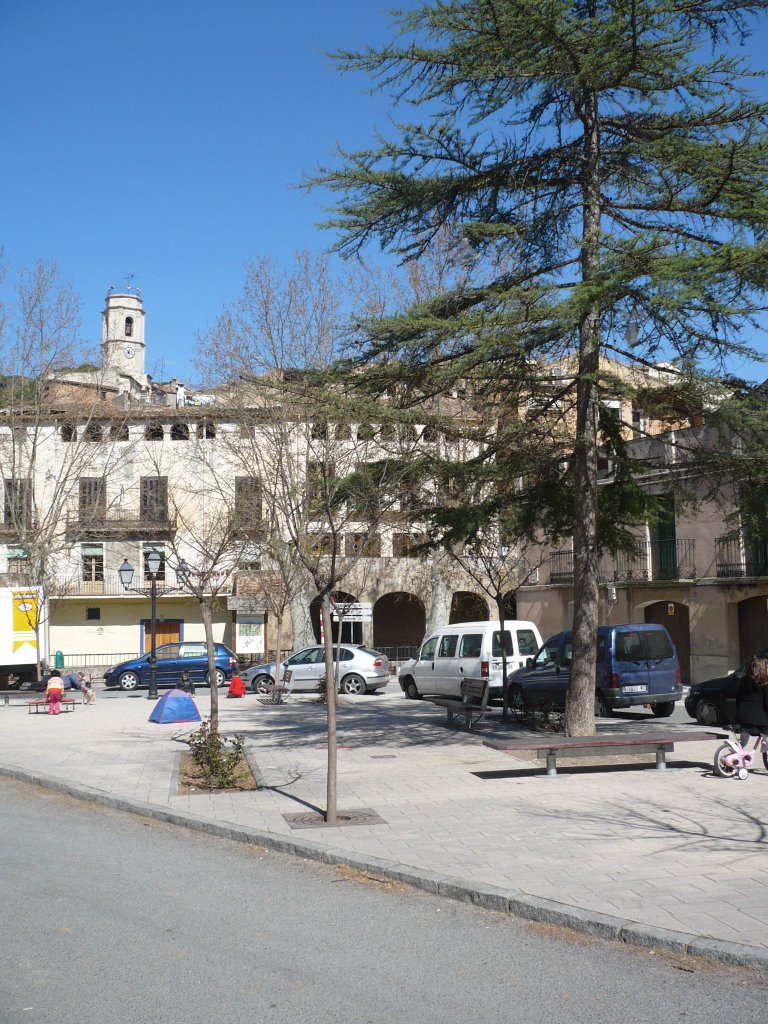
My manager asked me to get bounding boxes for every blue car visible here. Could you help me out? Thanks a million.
[509,623,682,718]
[103,642,238,691]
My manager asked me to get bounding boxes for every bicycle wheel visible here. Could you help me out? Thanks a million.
[713,744,739,779]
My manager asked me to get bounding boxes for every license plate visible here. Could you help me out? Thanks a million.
[623,684,647,693]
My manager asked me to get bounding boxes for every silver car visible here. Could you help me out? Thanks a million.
[241,645,389,696]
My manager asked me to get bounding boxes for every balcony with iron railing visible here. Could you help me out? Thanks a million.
[65,508,178,541]
[716,538,768,579]
[54,566,231,598]
[548,539,697,585]
[606,538,697,582]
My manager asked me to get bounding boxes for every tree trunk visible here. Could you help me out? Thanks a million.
[201,599,219,733]
[566,83,601,738]
[321,593,338,824]
[272,611,283,664]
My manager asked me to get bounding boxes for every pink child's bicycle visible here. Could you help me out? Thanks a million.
[713,733,768,780]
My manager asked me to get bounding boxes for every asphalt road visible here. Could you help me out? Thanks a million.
[1,778,765,1024]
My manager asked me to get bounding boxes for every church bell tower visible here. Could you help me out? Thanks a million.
[102,291,147,376]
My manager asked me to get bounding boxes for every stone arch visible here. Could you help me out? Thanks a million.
[170,422,190,441]
[642,599,691,685]
[83,422,103,442]
[373,592,426,653]
[144,422,164,441]
[309,590,362,645]
[449,591,489,623]
[109,423,129,441]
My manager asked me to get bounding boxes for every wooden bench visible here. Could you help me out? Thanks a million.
[483,730,725,776]
[27,698,76,715]
[425,678,490,730]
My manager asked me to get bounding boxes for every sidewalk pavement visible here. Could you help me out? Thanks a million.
[2,686,768,969]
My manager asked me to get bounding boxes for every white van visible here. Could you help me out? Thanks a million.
[398,619,543,700]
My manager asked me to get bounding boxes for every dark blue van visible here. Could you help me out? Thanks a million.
[509,623,682,717]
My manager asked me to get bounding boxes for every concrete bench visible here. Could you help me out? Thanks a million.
[425,678,490,730]
[483,730,726,776]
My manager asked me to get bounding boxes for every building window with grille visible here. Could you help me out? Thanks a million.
[81,543,104,583]
[79,478,106,522]
[234,476,262,525]
[6,546,28,577]
[197,419,216,439]
[140,477,168,522]
[345,532,381,557]
[3,479,32,528]
[142,543,166,581]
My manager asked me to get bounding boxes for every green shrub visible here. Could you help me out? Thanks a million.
[187,719,246,788]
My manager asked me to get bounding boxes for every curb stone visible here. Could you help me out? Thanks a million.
[3,761,767,972]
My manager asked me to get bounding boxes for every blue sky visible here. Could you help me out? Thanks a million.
[1,2,767,383]
[0,1,399,381]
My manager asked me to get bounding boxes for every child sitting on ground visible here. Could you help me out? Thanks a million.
[227,674,245,698]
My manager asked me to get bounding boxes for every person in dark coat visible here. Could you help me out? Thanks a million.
[736,656,768,747]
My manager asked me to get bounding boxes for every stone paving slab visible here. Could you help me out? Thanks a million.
[1,687,767,966]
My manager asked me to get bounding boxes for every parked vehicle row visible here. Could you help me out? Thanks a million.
[241,644,389,695]
[400,620,683,717]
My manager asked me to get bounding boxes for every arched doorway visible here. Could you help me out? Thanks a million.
[644,600,691,685]
[737,595,768,664]
[309,591,363,645]
[449,592,489,623]
[373,593,426,654]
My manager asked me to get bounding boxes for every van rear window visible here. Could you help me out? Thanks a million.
[516,629,539,656]
[615,632,645,662]
[645,631,673,660]
[492,631,513,656]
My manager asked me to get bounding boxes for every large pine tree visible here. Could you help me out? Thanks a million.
[314,0,768,734]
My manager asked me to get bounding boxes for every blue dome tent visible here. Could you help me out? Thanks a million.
[148,688,201,724]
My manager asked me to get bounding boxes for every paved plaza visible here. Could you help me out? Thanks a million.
[2,685,767,966]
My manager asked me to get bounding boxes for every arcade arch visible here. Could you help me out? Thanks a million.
[449,592,489,623]
[373,593,426,652]
[309,591,362,645]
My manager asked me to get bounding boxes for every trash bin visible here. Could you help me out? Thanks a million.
[54,650,64,670]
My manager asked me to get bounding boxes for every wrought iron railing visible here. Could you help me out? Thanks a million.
[606,539,696,582]
[548,540,696,584]
[549,549,574,583]
[716,539,768,579]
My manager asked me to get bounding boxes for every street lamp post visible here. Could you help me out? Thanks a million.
[119,550,164,700]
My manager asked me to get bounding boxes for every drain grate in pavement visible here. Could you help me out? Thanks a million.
[283,807,386,829]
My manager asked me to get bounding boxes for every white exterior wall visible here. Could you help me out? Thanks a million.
[49,597,232,658]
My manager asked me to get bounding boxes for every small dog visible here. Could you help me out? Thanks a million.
[82,685,96,705]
